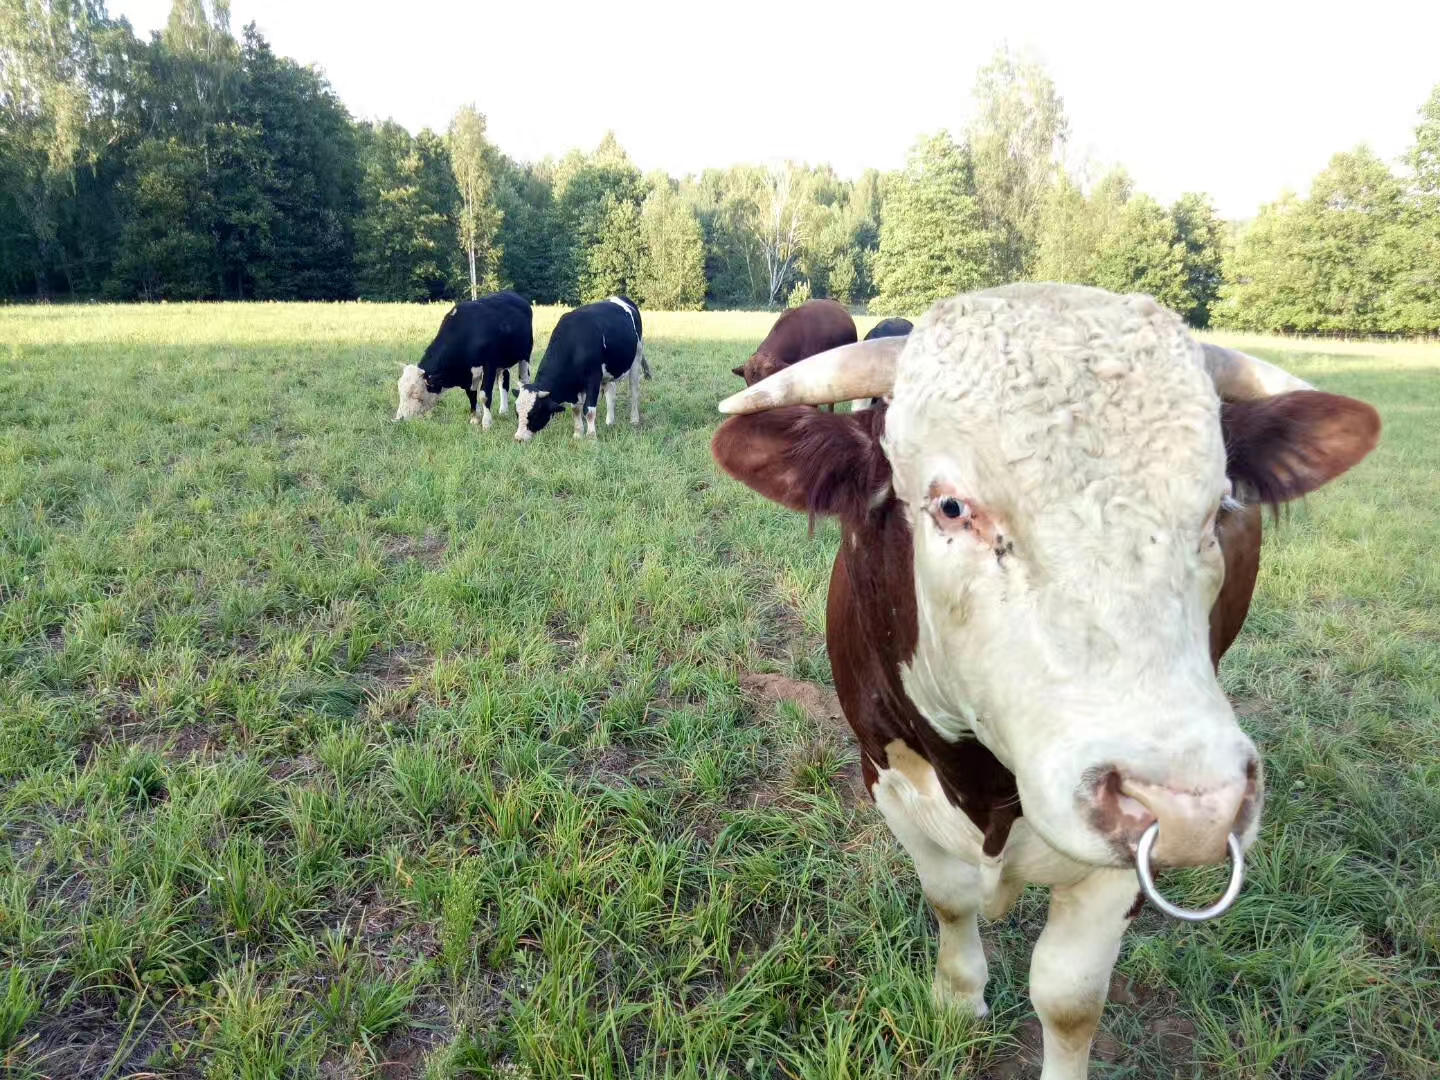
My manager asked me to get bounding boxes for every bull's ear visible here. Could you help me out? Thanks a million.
[712,406,888,519]
[1221,391,1380,507]
[731,365,746,379]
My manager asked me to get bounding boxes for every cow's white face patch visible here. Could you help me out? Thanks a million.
[395,364,439,420]
[514,387,541,441]
[881,284,1255,868]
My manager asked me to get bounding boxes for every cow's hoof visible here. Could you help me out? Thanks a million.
[470,415,480,425]
[932,977,989,1019]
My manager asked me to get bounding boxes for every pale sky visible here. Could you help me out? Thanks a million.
[112,0,1439,220]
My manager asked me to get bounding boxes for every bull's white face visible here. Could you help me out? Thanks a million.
[395,364,439,420]
[882,285,1260,868]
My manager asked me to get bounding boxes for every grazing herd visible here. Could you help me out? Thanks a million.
[394,291,868,438]
[390,284,1381,1080]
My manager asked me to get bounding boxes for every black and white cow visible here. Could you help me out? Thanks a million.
[394,291,533,429]
[514,296,651,441]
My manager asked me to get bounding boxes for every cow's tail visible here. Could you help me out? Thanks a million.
[638,340,653,379]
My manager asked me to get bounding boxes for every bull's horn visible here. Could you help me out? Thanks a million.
[717,335,906,414]
[1201,343,1314,401]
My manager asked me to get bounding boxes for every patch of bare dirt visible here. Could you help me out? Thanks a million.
[545,612,580,658]
[738,673,866,808]
[739,673,842,725]
[383,531,448,569]
[757,601,811,661]
[16,1000,183,1079]
[586,744,665,788]
[1231,696,1272,718]
[980,977,1196,1079]
[982,1016,1042,1080]
[268,753,320,782]
[362,644,431,691]
[375,1035,438,1080]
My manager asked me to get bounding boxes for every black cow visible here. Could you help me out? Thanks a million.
[856,317,914,410]
[514,296,650,441]
[394,291,533,428]
[865,317,913,341]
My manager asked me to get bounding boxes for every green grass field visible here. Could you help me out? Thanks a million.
[1,303,1436,1079]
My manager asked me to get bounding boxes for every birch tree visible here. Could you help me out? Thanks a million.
[448,102,501,298]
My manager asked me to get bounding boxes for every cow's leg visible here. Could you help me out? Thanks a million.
[573,396,585,439]
[604,379,616,426]
[520,357,532,383]
[464,386,479,423]
[498,368,510,415]
[871,774,989,1015]
[583,378,601,438]
[1030,869,1138,1080]
[478,367,498,430]
[628,360,641,425]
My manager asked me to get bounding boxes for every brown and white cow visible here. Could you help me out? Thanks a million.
[734,298,857,386]
[712,284,1379,1080]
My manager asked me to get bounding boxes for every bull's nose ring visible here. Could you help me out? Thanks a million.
[1134,823,1244,922]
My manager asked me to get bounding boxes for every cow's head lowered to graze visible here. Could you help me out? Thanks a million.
[713,284,1379,873]
[512,387,564,441]
[394,364,440,421]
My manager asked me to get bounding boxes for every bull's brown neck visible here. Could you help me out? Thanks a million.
[824,411,1023,857]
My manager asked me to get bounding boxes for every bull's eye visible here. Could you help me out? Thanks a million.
[940,497,967,520]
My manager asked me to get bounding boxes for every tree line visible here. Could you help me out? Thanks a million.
[4,0,1439,333]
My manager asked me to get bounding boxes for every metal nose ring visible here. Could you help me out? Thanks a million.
[1134,822,1245,922]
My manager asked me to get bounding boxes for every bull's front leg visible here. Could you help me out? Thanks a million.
[1030,868,1138,1080]
[464,386,479,424]
[871,773,989,1016]
[604,380,616,426]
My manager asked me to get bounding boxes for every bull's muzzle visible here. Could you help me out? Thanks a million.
[1092,761,1259,867]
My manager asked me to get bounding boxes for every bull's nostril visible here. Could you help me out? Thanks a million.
[1090,767,1157,843]
[1116,793,1149,822]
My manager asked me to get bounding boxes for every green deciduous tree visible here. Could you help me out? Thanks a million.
[967,47,1068,280]
[1216,148,1406,332]
[0,0,127,294]
[1170,192,1225,327]
[495,158,564,303]
[582,190,642,300]
[105,136,217,299]
[235,24,358,299]
[448,103,501,298]
[353,120,455,301]
[873,132,994,314]
[1090,192,1189,312]
[636,175,705,309]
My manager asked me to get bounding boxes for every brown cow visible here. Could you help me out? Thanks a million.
[712,284,1380,1080]
[733,299,857,386]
